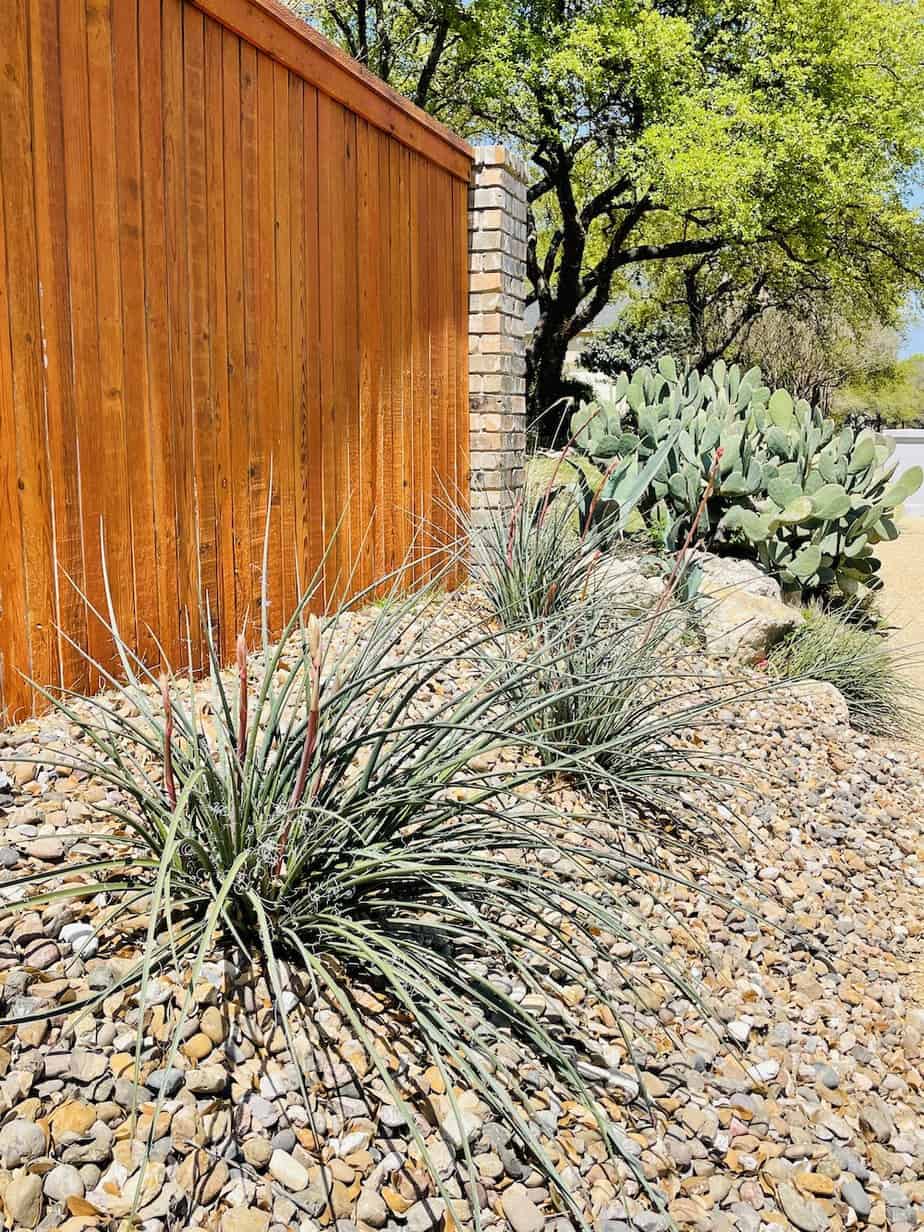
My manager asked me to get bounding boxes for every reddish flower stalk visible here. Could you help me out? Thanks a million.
[537,403,606,529]
[579,455,622,542]
[505,489,524,568]
[275,615,322,877]
[236,633,248,765]
[644,447,724,641]
[579,547,602,603]
[542,580,559,616]
[160,674,177,811]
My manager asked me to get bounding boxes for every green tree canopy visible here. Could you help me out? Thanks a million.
[834,354,924,428]
[466,0,924,430]
[286,0,924,435]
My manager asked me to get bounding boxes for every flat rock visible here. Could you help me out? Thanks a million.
[4,1172,43,1228]
[500,1183,544,1232]
[268,1148,309,1192]
[0,1117,46,1168]
[777,1180,828,1231]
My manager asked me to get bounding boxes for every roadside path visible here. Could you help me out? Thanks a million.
[877,515,924,701]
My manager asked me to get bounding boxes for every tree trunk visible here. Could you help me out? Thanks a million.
[527,325,591,444]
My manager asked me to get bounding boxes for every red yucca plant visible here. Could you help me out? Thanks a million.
[0,561,731,1227]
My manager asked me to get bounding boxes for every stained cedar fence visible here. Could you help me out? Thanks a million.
[0,0,473,725]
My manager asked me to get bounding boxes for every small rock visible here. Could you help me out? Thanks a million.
[186,1065,228,1096]
[859,1098,894,1144]
[777,1180,829,1232]
[243,1136,273,1169]
[268,1149,310,1192]
[220,1210,271,1232]
[66,1051,108,1083]
[200,1005,228,1044]
[841,1178,872,1219]
[405,1199,446,1232]
[27,837,64,862]
[59,922,98,958]
[43,1163,85,1202]
[183,1032,213,1060]
[501,1183,545,1232]
[0,1117,46,1168]
[357,1186,389,1228]
[147,1067,184,1098]
[4,1171,44,1228]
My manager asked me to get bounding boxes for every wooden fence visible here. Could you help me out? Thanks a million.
[0,0,473,724]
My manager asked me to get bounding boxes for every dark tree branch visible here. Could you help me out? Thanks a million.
[414,14,450,107]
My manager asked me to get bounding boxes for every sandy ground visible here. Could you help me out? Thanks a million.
[877,515,924,709]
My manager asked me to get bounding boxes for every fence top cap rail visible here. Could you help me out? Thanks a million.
[192,0,474,179]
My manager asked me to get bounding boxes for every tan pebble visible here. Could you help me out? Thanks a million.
[182,1032,213,1060]
[329,1159,355,1183]
[794,1170,836,1197]
[382,1186,411,1216]
[220,1209,270,1232]
[110,1053,135,1078]
[50,1101,97,1141]
[200,1006,227,1044]
[16,1019,49,1047]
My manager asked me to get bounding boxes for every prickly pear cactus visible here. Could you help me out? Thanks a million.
[571,358,923,596]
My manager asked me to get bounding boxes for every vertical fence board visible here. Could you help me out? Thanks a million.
[87,0,136,660]
[0,0,471,724]
[255,50,280,636]
[204,16,235,659]
[113,0,160,669]
[29,0,87,694]
[139,0,181,667]
[221,28,252,638]
[184,6,216,653]
[0,0,58,706]
[163,0,200,670]
[303,85,324,606]
[0,99,30,720]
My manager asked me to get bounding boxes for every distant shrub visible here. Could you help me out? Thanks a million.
[768,605,921,737]
[580,318,691,380]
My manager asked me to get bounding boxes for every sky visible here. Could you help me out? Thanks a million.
[900,184,924,358]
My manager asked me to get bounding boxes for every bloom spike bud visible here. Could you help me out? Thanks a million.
[308,613,321,662]
[236,633,248,765]
[160,673,177,810]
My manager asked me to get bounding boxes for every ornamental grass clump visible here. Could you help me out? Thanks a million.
[470,476,603,627]
[0,566,727,1225]
[472,424,679,629]
[499,602,745,832]
[768,605,922,737]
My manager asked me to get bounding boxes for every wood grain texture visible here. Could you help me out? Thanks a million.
[0,0,470,724]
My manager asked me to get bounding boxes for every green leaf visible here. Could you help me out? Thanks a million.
[775,497,813,525]
[736,509,772,543]
[767,389,795,428]
[789,544,822,581]
[883,465,923,508]
[810,483,851,520]
[847,435,875,474]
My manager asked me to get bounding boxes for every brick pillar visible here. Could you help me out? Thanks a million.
[468,145,529,528]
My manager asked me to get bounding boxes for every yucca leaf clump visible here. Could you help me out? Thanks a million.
[470,479,603,627]
[0,574,724,1226]
[497,604,752,840]
[471,418,678,628]
[768,605,922,737]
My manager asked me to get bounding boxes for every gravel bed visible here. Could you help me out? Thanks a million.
[0,593,921,1232]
